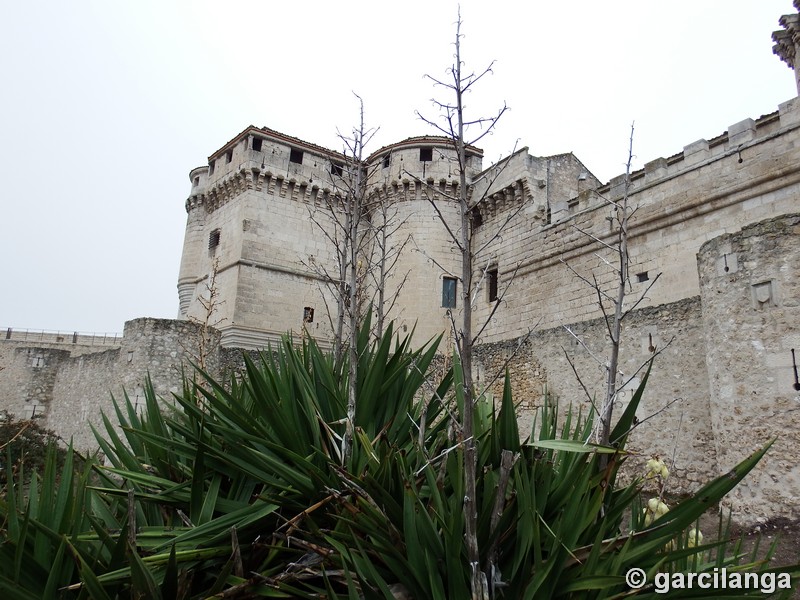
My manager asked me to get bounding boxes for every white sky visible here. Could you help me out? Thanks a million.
[0,1,796,334]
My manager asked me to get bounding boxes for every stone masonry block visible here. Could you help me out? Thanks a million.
[728,118,756,146]
[644,157,668,183]
[779,97,800,127]
[682,139,710,166]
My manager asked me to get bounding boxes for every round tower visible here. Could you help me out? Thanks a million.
[363,137,483,344]
[177,166,209,318]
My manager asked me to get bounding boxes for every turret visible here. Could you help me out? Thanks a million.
[359,138,484,343]
[177,167,209,317]
[365,136,483,193]
[772,0,800,95]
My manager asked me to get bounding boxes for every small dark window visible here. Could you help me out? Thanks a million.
[226,149,233,164]
[487,268,498,302]
[193,176,199,187]
[442,277,457,308]
[420,148,433,162]
[382,154,390,169]
[636,271,649,283]
[303,306,315,323]
[290,148,304,164]
[471,209,483,230]
[252,138,263,152]
[208,229,221,251]
[331,163,343,176]
[208,161,215,176]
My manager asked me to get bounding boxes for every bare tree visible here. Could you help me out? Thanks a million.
[415,10,515,599]
[338,98,374,465]
[302,96,391,465]
[185,257,225,376]
[364,196,412,341]
[300,125,362,366]
[303,185,354,367]
[560,124,665,458]
[302,96,421,463]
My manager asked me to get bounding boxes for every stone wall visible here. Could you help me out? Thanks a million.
[0,345,79,422]
[0,318,221,450]
[471,99,800,345]
[698,213,800,520]
[474,296,717,495]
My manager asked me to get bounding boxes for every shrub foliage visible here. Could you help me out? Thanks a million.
[0,410,71,485]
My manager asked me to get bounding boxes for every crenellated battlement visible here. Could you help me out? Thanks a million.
[1,327,122,348]
[186,126,353,214]
[600,97,800,202]
[460,96,800,243]
[186,164,356,214]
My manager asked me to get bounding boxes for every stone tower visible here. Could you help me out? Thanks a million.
[177,128,493,348]
[178,127,352,348]
[362,137,484,344]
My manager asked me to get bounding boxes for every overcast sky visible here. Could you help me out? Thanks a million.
[1,1,796,334]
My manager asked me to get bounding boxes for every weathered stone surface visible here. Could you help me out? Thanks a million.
[698,213,800,520]
[0,319,221,449]
[475,297,717,496]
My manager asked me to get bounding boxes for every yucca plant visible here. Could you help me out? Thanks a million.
[0,320,797,598]
[309,358,797,599]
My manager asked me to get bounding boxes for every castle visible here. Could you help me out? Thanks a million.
[2,5,799,522]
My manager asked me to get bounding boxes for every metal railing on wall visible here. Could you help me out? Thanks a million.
[2,327,122,346]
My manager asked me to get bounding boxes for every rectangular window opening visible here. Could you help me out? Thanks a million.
[488,268,498,302]
[442,277,457,308]
[193,176,199,187]
[208,229,221,252]
[289,148,304,164]
[636,271,649,283]
[252,138,263,152]
[208,161,215,176]
[382,154,390,169]
[226,149,233,164]
[303,306,315,323]
[330,162,343,176]
[420,148,433,162]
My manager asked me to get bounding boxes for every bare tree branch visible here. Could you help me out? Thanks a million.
[561,346,601,413]
[561,325,606,369]
[620,272,662,319]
